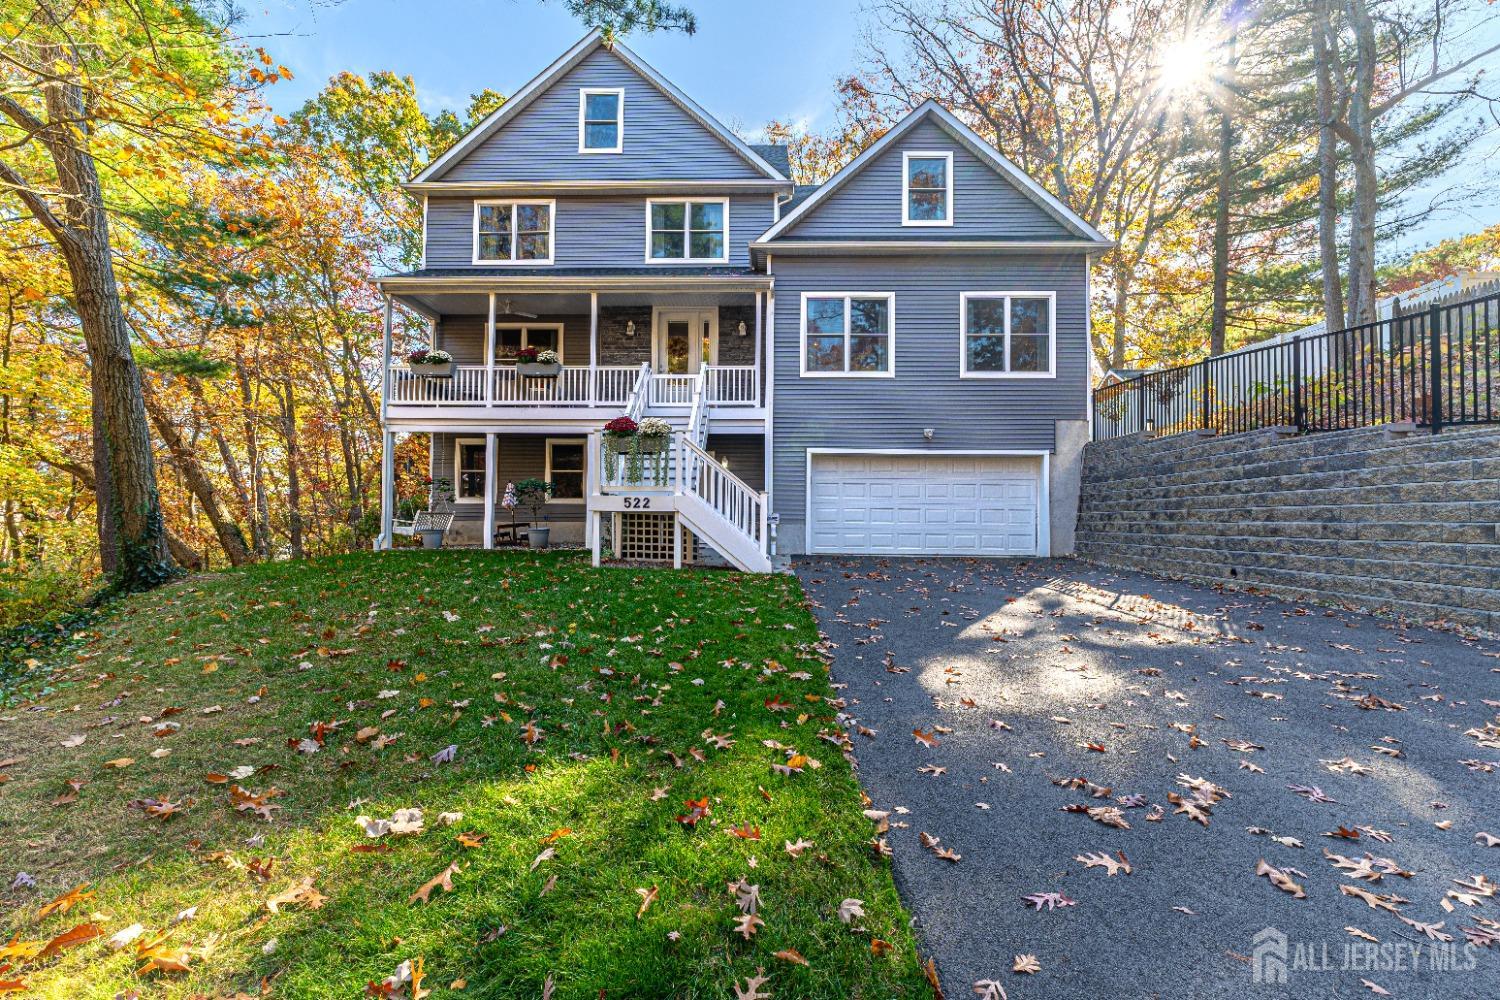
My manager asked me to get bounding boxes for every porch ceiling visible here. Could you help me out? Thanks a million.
[390,288,761,318]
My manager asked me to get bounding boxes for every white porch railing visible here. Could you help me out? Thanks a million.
[624,362,651,420]
[703,365,758,407]
[648,374,697,407]
[386,364,639,407]
[387,363,760,409]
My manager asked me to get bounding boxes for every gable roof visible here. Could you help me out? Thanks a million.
[410,31,787,185]
[749,143,791,178]
[757,101,1109,245]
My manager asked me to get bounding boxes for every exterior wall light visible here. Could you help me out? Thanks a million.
[625,320,636,337]
[1145,417,1156,435]
[737,320,747,337]
[923,428,935,441]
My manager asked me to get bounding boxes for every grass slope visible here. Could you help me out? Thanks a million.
[0,551,927,999]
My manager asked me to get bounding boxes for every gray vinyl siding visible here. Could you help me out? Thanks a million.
[768,254,1089,546]
[431,433,587,526]
[437,48,765,183]
[779,120,1074,241]
[705,434,765,492]
[424,195,772,269]
[436,315,591,365]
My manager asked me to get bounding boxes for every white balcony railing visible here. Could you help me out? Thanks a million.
[387,363,760,409]
[704,365,758,407]
[387,364,639,407]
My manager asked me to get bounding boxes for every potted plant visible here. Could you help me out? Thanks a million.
[602,415,637,482]
[636,417,672,453]
[419,477,455,549]
[408,348,454,378]
[514,478,554,548]
[637,416,673,483]
[516,347,562,378]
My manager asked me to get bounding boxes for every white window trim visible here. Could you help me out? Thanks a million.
[578,87,624,154]
[493,323,565,364]
[902,150,954,227]
[453,437,487,504]
[958,291,1057,379]
[644,197,731,264]
[545,437,587,505]
[472,199,556,266]
[798,292,896,379]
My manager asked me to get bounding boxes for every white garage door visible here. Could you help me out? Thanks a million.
[808,453,1041,556]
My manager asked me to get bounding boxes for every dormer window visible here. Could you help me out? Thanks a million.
[579,88,623,153]
[903,151,953,226]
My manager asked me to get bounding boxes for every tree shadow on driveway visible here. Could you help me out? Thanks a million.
[796,555,1500,1000]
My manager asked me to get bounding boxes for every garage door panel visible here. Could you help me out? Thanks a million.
[809,453,1041,556]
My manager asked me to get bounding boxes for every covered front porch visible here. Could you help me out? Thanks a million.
[381,428,766,552]
[376,273,771,423]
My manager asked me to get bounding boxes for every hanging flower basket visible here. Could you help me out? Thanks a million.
[516,347,561,378]
[636,417,672,454]
[408,348,453,377]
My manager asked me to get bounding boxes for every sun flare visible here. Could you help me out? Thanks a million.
[1156,30,1220,95]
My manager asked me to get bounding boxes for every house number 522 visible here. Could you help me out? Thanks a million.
[622,497,651,509]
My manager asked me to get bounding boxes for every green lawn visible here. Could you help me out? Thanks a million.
[0,551,928,999]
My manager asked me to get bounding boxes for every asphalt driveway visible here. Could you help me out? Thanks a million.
[795,556,1500,1000]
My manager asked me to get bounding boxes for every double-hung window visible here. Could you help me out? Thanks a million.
[800,293,894,377]
[647,199,728,263]
[960,292,1055,378]
[454,438,487,503]
[474,201,554,265]
[902,151,953,226]
[579,88,623,153]
[545,439,586,502]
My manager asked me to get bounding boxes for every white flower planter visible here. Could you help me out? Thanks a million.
[411,362,454,378]
[517,362,562,378]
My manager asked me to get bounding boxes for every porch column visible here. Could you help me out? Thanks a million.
[589,291,599,406]
[764,289,775,498]
[753,291,763,405]
[485,292,496,406]
[380,296,393,421]
[427,315,437,349]
[379,429,394,550]
[482,432,497,549]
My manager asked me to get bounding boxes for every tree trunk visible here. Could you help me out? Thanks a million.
[1344,0,1380,327]
[1110,263,1133,370]
[233,349,272,557]
[277,378,305,560]
[1209,31,1238,357]
[140,378,252,566]
[1312,0,1346,335]
[22,33,175,588]
[88,364,117,574]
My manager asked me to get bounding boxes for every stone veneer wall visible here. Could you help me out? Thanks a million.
[1076,424,1500,629]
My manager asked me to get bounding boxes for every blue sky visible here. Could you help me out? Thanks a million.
[239,0,1498,256]
[241,0,861,137]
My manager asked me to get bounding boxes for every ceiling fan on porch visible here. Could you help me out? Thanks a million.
[497,298,538,319]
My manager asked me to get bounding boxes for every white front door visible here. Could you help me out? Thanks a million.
[654,309,717,375]
[808,453,1042,556]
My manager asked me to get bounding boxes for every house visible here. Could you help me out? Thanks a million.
[374,31,1111,570]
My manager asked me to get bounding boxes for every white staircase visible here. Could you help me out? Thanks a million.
[588,366,772,573]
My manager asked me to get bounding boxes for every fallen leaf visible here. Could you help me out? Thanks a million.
[409,862,461,905]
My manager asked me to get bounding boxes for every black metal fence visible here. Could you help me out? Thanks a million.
[1093,290,1500,441]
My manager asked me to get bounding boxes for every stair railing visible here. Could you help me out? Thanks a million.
[676,435,768,555]
[624,362,651,421]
